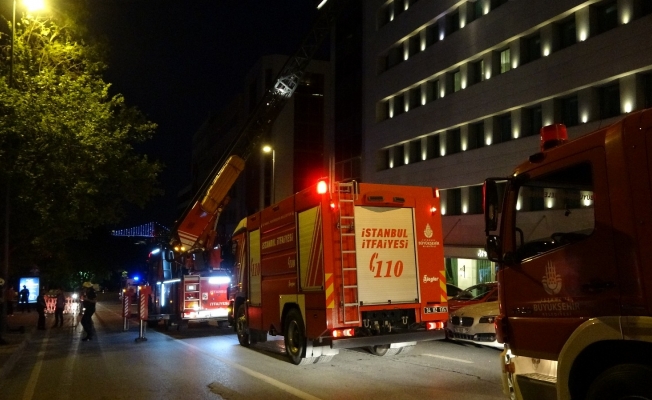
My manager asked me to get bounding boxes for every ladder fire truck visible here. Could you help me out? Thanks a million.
[228,179,448,365]
[152,0,344,329]
[483,109,652,400]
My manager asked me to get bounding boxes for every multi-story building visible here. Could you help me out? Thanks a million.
[363,0,652,289]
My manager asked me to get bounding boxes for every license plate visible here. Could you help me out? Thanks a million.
[454,327,468,333]
[424,306,448,314]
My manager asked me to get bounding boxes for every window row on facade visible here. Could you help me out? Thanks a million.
[378,0,652,119]
[378,0,508,34]
[378,72,652,171]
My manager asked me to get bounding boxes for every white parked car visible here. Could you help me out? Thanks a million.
[445,301,503,350]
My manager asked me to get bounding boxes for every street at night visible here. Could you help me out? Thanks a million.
[0,294,504,400]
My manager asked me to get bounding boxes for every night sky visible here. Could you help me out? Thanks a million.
[85,0,318,229]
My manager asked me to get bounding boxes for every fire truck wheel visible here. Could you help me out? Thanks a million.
[236,304,250,347]
[585,363,652,400]
[284,308,311,365]
[367,345,400,356]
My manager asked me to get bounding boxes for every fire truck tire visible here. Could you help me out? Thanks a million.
[585,363,652,400]
[367,345,400,356]
[236,304,251,347]
[284,308,311,365]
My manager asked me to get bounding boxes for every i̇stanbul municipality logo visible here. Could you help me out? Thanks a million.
[423,223,433,238]
[542,261,562,295]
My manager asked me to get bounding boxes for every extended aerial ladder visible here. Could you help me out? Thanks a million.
[171,0,345,254]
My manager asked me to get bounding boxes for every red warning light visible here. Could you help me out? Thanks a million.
[317,180,328,194]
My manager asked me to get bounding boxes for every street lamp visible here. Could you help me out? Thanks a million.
[262,145,275,204]
[2,0,46,343]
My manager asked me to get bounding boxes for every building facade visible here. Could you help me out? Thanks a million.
[362,0,652,288]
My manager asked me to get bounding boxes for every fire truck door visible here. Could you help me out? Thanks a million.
[249,229,262,306]
[501,149,619,359]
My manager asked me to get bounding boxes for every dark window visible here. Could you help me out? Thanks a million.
[446,128,461,155]
[523,34,541,64]
[426,79,440,102]
[597,1,618,34]
[409,35,420,57]
[394,0,405,18]
[409,140,422,163]
[472,59,485,84]
[558,16,577,49]
[523,106,543,137]
[383,100,390,121]
[644,0,652,16]
[393,144,405,167]
[599,83,621,119]
[427,135,440,159]
[470,1,483,22]
[490,0,508,11]
[426,24,439,47]
[409,87,421,109]
[379,4,393,27]
[560,96,579,127]
[446,188,462,215]
[468,185,484,214]
[644,73,652,108]
[394,95,405,116]
[495,114,512,143]
[468,121,485,150]
[386,46,402,69]
[447,10,460,35]
[380,149,390,170]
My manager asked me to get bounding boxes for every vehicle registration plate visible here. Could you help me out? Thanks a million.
[424,306,448,314]
[454,327,468,333]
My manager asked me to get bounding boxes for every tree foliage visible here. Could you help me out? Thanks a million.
[0,1,162,277]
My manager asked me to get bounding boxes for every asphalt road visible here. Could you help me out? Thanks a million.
[0,294,506,400]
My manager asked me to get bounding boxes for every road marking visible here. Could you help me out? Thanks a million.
[422,354,473,363]
[22,333,50,400]
[177,340,324,400]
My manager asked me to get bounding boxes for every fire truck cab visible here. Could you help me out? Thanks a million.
[483,109,652,400]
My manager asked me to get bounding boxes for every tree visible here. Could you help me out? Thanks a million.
[0,1,162,278]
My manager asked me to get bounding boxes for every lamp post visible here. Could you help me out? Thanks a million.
[262,145,275,205]
[2,0,45,342]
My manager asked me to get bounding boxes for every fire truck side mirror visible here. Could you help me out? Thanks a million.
[486,235,502,263]
[483,179,499,233]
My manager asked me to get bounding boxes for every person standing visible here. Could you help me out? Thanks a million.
[19,285,30,313]
[80,282,96,341]
[36,291,46,330]
[53,288,66,328]
[4,286,15,316]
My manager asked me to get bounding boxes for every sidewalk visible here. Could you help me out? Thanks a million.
[0,308,38,380]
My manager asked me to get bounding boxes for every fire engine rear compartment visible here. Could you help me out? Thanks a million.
[237,182,447,358]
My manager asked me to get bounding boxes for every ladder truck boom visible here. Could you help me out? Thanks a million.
[172,0,344,252]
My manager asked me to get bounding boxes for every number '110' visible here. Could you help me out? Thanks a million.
[369,252,404,278]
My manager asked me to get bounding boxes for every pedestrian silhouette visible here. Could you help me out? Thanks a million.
[19,285,30,313]
[36,292,46,330]
[81,282,97,341]
[53,288,65,328]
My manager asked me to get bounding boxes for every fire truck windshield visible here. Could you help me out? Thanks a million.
[512,162,594,260]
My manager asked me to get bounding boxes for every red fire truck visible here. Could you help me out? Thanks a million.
[483,109,652,399]
[145,245,232,329]
[228,179,448,364]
